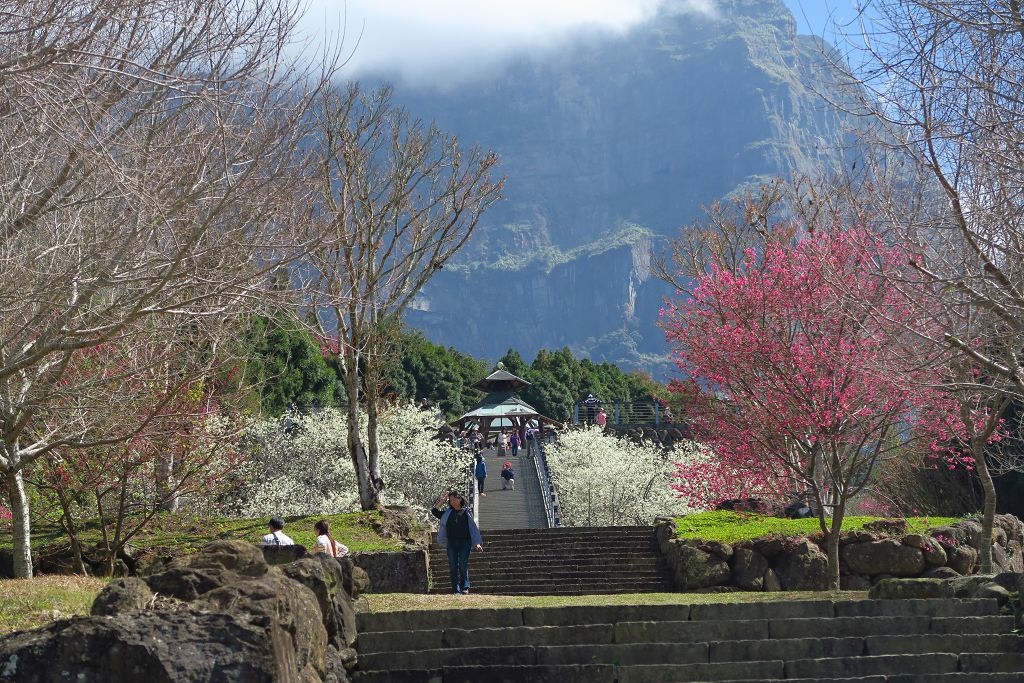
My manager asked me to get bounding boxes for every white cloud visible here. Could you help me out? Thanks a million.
[298,0,720,87]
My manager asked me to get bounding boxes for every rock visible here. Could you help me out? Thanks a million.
[921,537,948,567]
[975,582,1011,605]
[336,557,369,599]
[190,540,269,578]
[144,566,237,601]
[947,544,978,575]
[654,519,677,548]
[869,578,949,600]
[91,578,153,616]
[902,534,927,549]
[922,566,961,579]
[700,541,733,561]
[0,610,278,682]
[280,557,358,649]
[731,548,768,591]
[840,529,878,545]
[0,540,364,683]
[673,544,731,590]
[992,543,1010,572]
[841,539,925,577]
[763,568,782,592]
[261,544,308,566]
[774,539,828,591]
[840,574,872,591]
[864,519,909,536]
[1009,540,1024,572]
[197,573,328,679]
[351,550,427,593]
[959,520,985,549]
[752,536,786,560]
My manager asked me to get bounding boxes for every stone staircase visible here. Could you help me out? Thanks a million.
[427,526,674,595]
[352,598,1024,682]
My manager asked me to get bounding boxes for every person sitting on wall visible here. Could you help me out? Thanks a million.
[261,517,294,545]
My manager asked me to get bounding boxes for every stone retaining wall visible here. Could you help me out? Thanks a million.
[655,514,1024,592]
[0,541,370,682]
[351,549,429,593]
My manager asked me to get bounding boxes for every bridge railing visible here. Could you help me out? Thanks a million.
[573,400,673,427]
[530,435,561,528]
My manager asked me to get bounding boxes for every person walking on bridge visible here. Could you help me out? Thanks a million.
[474,452,487,496]
[432,491,483,595]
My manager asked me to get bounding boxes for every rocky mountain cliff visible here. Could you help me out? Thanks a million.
[383,0,855,376]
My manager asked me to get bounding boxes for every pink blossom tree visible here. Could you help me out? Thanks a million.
[663,226,957,589]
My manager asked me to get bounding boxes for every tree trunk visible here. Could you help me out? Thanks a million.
[364,363,382,489]
[155,451,179,512]
[975,447,996,574]
[6,470,33,578]
[826,506,845,592]
[343,347,377,510]
[55,488,88,575]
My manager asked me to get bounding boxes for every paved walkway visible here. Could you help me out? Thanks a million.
[475,447,548,530]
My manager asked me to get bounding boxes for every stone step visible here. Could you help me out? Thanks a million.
[430,568,670,581]
[430,556,666,569]
[425,548,663,561]
[356,599,999,633]
[426,583,675,596]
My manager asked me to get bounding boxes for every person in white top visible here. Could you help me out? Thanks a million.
[496,430,509,452]
[314,519,349,557]
[261,517,295,545]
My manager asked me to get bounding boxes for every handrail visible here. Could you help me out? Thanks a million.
[573,399,673,427]
[532,438,561,527]
[464,457,479,525]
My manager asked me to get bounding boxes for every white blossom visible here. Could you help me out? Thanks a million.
[222,403,467,518]
[545,426,708,526]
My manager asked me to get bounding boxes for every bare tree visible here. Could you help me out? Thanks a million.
[0,0,328,577]
[813,0,1024,572]
[302,83,502,510]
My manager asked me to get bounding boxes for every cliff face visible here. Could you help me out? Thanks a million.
[389,0,855,373]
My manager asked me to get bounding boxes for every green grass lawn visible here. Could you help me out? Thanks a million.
[360,590,866,613]
[0,576,108,636]
[674,510,963,544]
[0,510,414,559]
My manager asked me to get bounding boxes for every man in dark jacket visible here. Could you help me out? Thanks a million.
[432,491,483,594]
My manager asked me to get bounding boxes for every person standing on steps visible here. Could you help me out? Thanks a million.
[432,490,483,594]
[474,451,487,496]
[496,428,509,454]
[509,430,521,457]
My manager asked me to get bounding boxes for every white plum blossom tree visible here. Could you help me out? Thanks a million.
[227,403,465,518]
[545,426,707,526]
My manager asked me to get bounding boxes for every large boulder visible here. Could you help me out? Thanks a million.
[730,548,768,591]
[0,610,278,682]
[280,556,358,649]
[774,539,828,590]
[841,539,925,577]
[91,578,154,616]
[670,543,731,590]
[0,541,361,683]
[946,544,978,575]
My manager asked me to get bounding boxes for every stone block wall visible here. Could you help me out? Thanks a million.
[351,549,429,593]
[655,514,1024,592]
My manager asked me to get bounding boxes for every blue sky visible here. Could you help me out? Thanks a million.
[783,0,864,38]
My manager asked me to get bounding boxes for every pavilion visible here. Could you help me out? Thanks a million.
[457,364,560,440]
